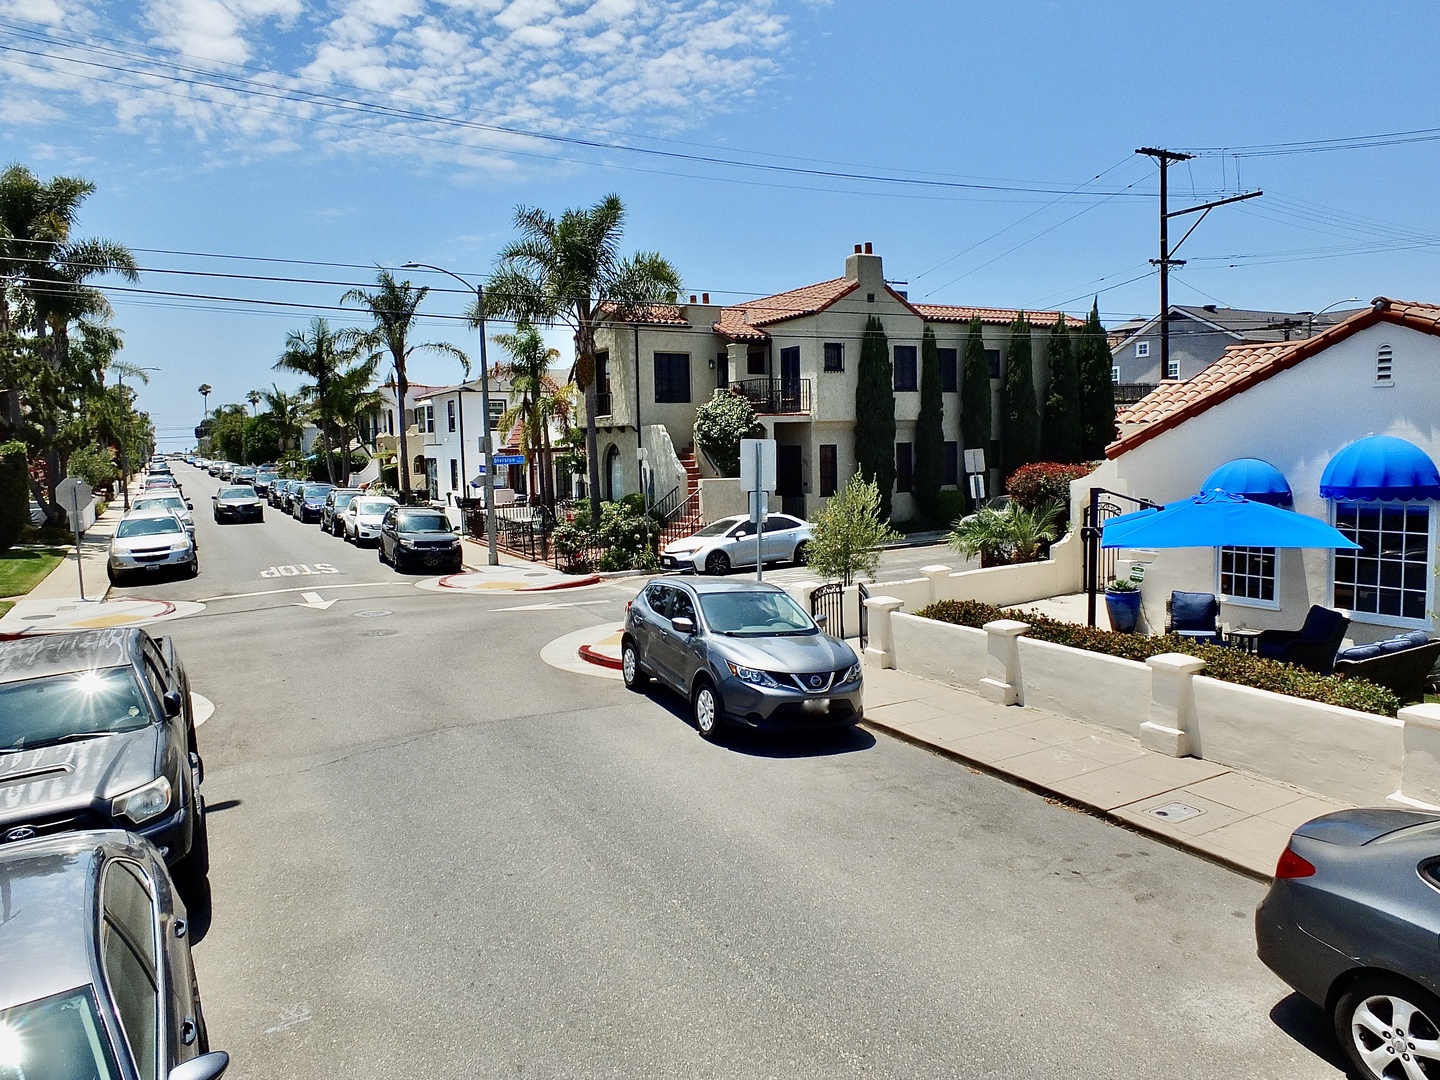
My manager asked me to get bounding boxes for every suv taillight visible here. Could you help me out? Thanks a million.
[1274,847,1316,879]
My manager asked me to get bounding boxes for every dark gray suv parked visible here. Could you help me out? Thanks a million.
[0,628,209,892]
[622,578,862,739]
[0,831,228,1080]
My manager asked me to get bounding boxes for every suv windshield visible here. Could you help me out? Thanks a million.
[396,512,450,533]
[355,499,394,515]
[698,591,816,636]
[331,492,358,508]
[302,486,334,500]
[0,988,120,1079]
[0,666,152,750]
[116,517,182,538]
[218,487,255,499]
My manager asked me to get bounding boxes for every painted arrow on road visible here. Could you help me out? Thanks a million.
[295,591,337,611]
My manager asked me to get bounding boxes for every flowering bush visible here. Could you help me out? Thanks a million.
[1005,462,1096,512]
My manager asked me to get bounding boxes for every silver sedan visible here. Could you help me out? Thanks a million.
[660,513,812,575]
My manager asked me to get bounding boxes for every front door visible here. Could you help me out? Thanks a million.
[777,444,803,518]
[779,346,801,411]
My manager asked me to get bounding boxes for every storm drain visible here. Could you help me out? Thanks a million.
[353,609,394,619]
[358,628,400,638]
[1145,802,1204,824]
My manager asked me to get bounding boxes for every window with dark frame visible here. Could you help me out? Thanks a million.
[824,342,844,372]
[943,441,959,486]
[747,349,766,376]
[1333,503,1431,620]
[893,345,918,392]
[895,442,913,493]
[595,351,611,415]
[447,399,456,432]
[716,351,729,389]
[654,352,692,403]
[819,444,837,497]
[1219,546,1276,603]
[450,459,459,490]
[938,348,959,392]
[985,348,1001,379]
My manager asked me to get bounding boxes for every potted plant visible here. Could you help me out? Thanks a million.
[1105,576,1143,633]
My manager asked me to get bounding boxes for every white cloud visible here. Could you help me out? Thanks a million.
[0,0,791,170]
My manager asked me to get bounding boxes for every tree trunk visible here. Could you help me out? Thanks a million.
[540,416,555,511]
[396,364,411,501]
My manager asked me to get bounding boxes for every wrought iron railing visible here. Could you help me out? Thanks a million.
[1114,383,1158,405]
[729,377,811,414]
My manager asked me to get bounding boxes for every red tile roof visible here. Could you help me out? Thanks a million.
[594,302,688,326]
[914,304,1084,328]
[1107,298,1440,458]
[713,277,861,341]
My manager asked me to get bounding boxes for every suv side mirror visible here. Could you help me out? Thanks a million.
[162,689,184,718]
[169,1051,229,1080]
[185,500,193,509]
[670,616,695,635]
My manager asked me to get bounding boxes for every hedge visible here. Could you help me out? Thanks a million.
[915,599,1402,717]
[1005,462,1097,511]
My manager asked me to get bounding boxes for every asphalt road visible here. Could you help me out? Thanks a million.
[130,464,1344,1079]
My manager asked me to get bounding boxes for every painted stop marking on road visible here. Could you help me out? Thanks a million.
[260,564,340,578]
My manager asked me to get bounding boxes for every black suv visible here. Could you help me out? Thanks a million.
[0,628,209,892]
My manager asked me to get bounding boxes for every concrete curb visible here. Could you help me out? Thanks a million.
[859,712,1271,884]
[516,575,602,592]
[577,643,623,670]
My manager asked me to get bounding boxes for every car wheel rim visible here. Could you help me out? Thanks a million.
[623,648,636,683]
[1351,994,1440,1077]
[696,688,716,732]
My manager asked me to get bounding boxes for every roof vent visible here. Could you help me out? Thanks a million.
[1203,304,1217,312]
[701,293,709,304]
[864,242,873,254]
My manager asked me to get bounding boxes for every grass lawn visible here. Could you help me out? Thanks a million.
[0,547,66,598]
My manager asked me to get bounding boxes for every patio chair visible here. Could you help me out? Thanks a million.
[1165,591,1223,645]
[1256,605,1351,673]
[1334,633,1440,703]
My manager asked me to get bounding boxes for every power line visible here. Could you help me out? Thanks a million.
[1180,126,1440,159]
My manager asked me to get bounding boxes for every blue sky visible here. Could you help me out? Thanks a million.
[3,0,1439,447]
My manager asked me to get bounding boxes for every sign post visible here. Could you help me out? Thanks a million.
[56,477,93,601]
[739,438,776,582]
[963,446,988,507]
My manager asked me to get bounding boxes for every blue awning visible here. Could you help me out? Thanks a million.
[1319,435,1440,502]
[1101,489,1359,550]
[1199,458,1292,506]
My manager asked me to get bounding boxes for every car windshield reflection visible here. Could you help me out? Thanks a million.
[698,591,816,637]
[0,987,120,1079]
[0,667,152,751]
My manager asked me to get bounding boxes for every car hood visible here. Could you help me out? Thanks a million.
[708,631,857,673]
[396,530,457,542]
[0,725,162,824]
[664,539,706,554]
[356,513,388,525]
[216,497,260,506]
[111,533,186,552]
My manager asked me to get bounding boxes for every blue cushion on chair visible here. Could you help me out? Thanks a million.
[1298,606,1347,642]
[1170,591,1219,632]
[1337,644,1382,662]
[1405,630,1433,647]
[1378,636,1415,654]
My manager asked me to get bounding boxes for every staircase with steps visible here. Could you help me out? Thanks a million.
[659,448,704,545]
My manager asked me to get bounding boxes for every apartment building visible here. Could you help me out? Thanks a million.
[586,244,1081,522]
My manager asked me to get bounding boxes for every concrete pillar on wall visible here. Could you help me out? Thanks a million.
[863,595,904,669]
[1141,653,1206,758]
[979,619,1029,706]
[1397,704,1440,811]
[919,564,953,605]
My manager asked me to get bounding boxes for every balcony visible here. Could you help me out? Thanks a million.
[729,377,811,415]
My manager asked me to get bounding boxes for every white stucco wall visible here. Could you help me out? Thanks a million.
[891,613,989,688]
[1015,637,1151,735]
[1092,319,1440,643]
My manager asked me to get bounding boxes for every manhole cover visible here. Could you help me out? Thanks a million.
[353,609,394,619]
[1146,802,1204,823]
[523,571,549,578]
[358,628,400,638]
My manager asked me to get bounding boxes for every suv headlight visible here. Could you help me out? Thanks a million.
[170,539,191,552]
[111,776,172,824]
[842,662,862,685]
[726,661,781,688]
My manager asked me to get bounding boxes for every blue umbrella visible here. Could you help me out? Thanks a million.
[1101,489,1359,549]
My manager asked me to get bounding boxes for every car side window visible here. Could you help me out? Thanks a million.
[644,584,671,618]
[771,516,803,531]
[669,590,696,624]
[101,861,161,1080]
[732,521,756,539]
[142,659,168,706]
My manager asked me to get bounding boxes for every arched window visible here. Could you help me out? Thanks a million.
[1377,343,1393,384]
[604,444,622,502]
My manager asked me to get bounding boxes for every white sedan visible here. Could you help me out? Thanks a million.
[343,495,399,545]
[660,513,812,575]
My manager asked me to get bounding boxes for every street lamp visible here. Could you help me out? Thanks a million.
[1303,297,1362,337]
[117,366,161,511]
[402,262,498,566]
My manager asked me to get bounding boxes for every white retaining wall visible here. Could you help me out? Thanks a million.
[1015,636,1151,737]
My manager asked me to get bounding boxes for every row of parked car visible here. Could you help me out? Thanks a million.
[108,456,202,585]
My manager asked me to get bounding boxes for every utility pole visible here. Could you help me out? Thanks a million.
[1137,148,1261,379]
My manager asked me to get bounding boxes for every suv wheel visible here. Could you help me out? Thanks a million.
[692,678,723,740]
[705,550,730,575]
[622,639,649,691]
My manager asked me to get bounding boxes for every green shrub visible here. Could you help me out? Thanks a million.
[553,499,658,573]
[66,443,120,492]
[693,392,761,477]
[0,441,29,552]
[936,490,968,530]
[915,599,1402,716]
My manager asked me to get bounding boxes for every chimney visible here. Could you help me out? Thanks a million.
[864,242,873,254]
[689,294,697,303]
[854,244,862,254]
[701,292,709,304]
[845,243,884,286]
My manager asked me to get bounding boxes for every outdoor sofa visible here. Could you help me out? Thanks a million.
[1333,631,1440,703]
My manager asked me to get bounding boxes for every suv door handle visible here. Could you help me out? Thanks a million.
[180,1017,198,1046]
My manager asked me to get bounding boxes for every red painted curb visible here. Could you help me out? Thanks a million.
[577,643,623,670]
[516,575,601,592]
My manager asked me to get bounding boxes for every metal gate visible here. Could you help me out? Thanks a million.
[1081,487,1156,627]
[811,581,844,639]
[857,581,870,649]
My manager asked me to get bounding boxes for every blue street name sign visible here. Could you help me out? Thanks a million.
[491,454,525,466]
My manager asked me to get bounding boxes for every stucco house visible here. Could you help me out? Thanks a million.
[1084,297,1440,643]
[585,243,1081,523]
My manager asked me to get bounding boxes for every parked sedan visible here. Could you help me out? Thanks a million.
[252,468,279,495]
[1257,808,1440,1080]
[132,492,197,548]
[211,484,264,523]
[231,465,258,487]
[322,488,361,535]
[343,495,398,545]
[379,507,463,572]
[660,513,812,575]
[0,627,208,890]
[292,482,335,523]
[622,578,862,739]
[109,509,198,584]
[0,831,228,1080]
[267,477,293,509]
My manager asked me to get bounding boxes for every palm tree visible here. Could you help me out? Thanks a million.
[198,383,211,417]
[260,384,305,453]
[493,323,576,511]
[484,194,682,522]
[947,501,1063,567]
[245,389,261,415]
[326,356,382,486]
[274,317,357,483]
[342,269,468,501]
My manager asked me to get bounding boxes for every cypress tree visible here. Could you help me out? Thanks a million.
[0,441,26,552]
[1001,312,1039,475]
[959,317,990,510]
[1077,298,1116,459]
[854,314,896,520]
[913,324,944,524]
[1041,313,1082,462]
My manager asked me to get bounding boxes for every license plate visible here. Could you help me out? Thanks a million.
[801,698,830,713]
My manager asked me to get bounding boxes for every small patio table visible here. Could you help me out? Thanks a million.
[1227,627,1264,654]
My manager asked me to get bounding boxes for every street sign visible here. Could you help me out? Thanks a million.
[739,438,776,493]
[748,489,768,526]
[968,473,987,502]
[491,454,524,466]
[56,477,93,601]
[963,447,986,474]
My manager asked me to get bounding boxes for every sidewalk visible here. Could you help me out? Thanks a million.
[27,491,126,602]
[860,662,1347,880]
